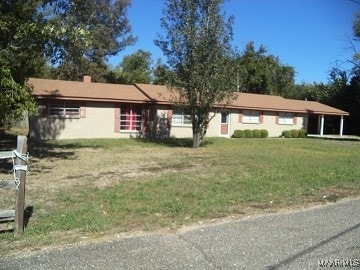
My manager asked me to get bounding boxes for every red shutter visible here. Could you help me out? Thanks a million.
[238,110,243,123]
[259,111,264,124]
[39,100,49,117]
[126,110,131,130]
[142,106,148,136]
[275,113,279,125]
[293,114,297,125]
[80,103,86,118]
[167,107,173,123]
[114,104,120,132]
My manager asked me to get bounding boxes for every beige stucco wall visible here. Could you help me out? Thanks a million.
[30,102,308,140]
[163,109,308,138]
[229,110,307,137]
[154,109,308,138]
[30,101,138,140]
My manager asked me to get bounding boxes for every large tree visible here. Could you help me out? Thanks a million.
[118,49,153,84]
[44,0,136,82]
[0,0,46,83]
[0,0,45,129]
[235,42,295,96]
[155,0,237,148]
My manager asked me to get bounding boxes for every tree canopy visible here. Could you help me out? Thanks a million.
[44,0,136,82]
[234,42,295,96]
[155,0,238,148]
[0,0,135,129]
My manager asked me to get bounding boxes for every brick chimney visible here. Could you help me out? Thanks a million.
[83,75,91,83]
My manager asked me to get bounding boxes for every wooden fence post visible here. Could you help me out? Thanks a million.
[14,135,27,235]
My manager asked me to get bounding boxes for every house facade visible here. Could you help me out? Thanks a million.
[28,77,349,140]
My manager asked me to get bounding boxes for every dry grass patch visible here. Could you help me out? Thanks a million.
[0,137,359,256]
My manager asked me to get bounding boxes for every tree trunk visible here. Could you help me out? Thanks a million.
[192,130,202,148]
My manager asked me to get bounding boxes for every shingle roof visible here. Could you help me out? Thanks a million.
[28,78,150,103]
[134,83,174,104]
[28,78,349,116]
[228,92,349,116]
[135,84,349,116]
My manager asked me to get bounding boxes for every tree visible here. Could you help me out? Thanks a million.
[117,49,153,84]
[0,64,37,129]
[155,0,237,148]
[152,59,174,85]
[235,42,295,96]
[0,0,46,129]
[44,0,136,82]
[0,0,46,83]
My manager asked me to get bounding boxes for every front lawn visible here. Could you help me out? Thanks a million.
[0,137,359,255]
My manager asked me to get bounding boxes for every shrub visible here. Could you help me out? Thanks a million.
[244,129,253,138]
[298,129,308,138]
[233,130,245,138]
[282,130,291,138]
[260,129,269,138]
[253,129,262,138]
[290,129,299,138]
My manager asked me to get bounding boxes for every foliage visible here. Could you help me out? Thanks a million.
[282,129,307,138]
[44,0,136,82]
[233,129,268,138]
[234,42,296,96]
[0,65,37,129]
[0,0,46,83]
[282,130,291,138]
[152,60,175,85]
[298,129,308,138]
[232,130,244,138]
[155,0,238,148]
[243,129,253,138]
[290,129,299,138]
[117,50,153,84]
[260,129,269,138]
[252,129,262,138]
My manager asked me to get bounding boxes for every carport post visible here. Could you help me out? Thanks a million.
[340,115,344,137]
[320,114,324,136]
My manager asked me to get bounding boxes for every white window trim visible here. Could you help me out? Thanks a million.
[278,112,294,125]
[48,102,80,119]
[120,105,142,132]
[172,110,192,127]
[242,110,260,124]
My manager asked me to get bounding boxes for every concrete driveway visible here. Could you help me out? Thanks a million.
[1,198,359,270]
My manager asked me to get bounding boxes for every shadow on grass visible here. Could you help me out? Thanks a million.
[0,206,33,234]
[308,135,360,142]
[136,137,213,148]
[1,134,105,175]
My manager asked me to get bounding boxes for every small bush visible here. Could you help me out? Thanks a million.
[253,129,262,138]
[290,129,299,138]
[260,129,269,138]
[244,129,253,138]
[233,130,245,138]
[299,129,308,138]
[282,130,291,138]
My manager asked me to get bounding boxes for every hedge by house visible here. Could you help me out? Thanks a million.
[233,129,269,138]
[281,129,307,138]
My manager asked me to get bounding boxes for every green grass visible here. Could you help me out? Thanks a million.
[0,137,359,255]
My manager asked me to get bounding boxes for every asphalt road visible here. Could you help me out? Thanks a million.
[1,198,359,270]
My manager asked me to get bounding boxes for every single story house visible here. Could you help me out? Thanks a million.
[28,76,349,140]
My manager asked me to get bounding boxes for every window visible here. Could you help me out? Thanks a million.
[242,110,260,124]
[49,102,80,118]
[172,109,191,126]
[278,112,294,125]
[120,105,142,131]
[221,112,229,124]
